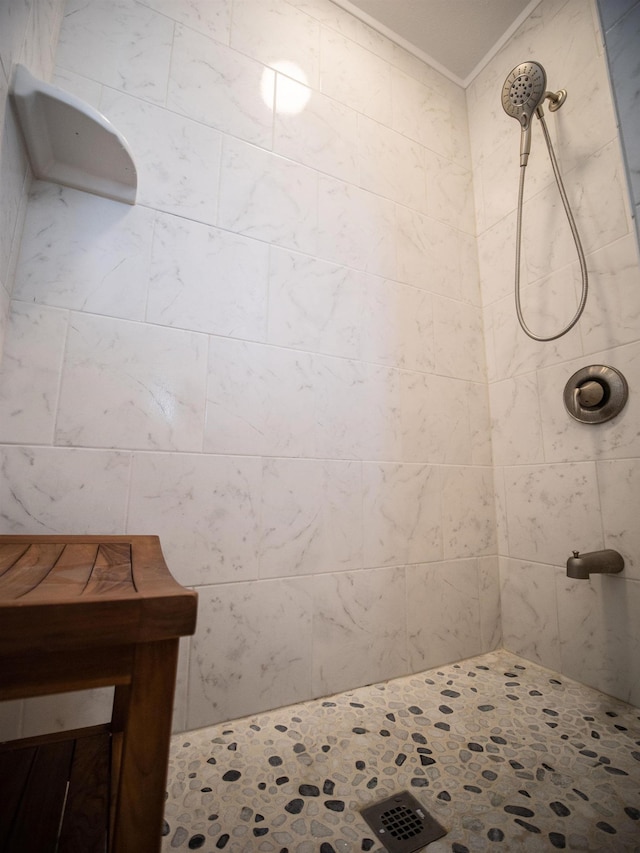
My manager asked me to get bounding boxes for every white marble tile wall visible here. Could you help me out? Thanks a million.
[469,0,640,704]
[0,0,65,361]
[0,0,495,735]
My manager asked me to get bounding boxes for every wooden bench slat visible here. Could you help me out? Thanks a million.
[3,739,74,852]
[22,543,98,600]
[83,542,134,597]
[0,543,29,576]
[0,747,37,848]
[58,732,110,853]
[0,544,64,599]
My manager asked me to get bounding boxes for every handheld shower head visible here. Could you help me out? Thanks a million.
[502,61,547,165]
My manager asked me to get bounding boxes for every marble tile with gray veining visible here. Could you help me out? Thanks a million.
[147,211,269,340]
[127,452,262,588]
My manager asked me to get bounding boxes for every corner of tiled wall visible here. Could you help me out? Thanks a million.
[0,0,66,741]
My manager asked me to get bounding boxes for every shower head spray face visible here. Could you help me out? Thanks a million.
[502,61,547,129]
[502,61,547,166]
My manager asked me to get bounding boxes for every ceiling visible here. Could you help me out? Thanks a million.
[331,0,540,86]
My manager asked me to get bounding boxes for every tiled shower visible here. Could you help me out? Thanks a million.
[0,0,639,758]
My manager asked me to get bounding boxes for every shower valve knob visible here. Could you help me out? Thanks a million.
[576,380,604,408]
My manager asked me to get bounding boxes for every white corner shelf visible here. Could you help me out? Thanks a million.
[10,65,137,205]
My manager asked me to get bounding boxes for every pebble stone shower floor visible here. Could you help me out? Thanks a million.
[162,650,640,852]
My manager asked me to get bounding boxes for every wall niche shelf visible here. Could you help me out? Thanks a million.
[10,64,137,205]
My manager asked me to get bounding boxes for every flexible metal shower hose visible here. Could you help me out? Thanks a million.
[514,111,588,341]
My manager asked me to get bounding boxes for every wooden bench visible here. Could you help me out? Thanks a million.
[0,535,198,853]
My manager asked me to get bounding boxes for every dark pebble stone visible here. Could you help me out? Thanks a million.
[322,702,336,707]
[275,724,288,732]
[183,742,191,747]
[258,782,266,790]
[299,784,320,797]
[285,799,304,814]
[227,743,237,751]
[367,777,378,788]
[269,756,283,766]
[188,773,197,778]
[550,679,562,684]
[591,730,600,739]
[355,760,366,770]
[504,671,517,677]
[293,743,306,754]
[468,742,483,752]
[323,779,335,795]
[625,807,640,820]
[542,708,558,716]
[438,791,451,802]
[482,771,497,781]
[201,786,212,792]
[207,757,217,765]
[546,722,558,729]
[452,844,470,853]
[505,805,535,817]
[417,747,432,755]
[292,717,302,722]
[615,725,628,732]
[487,828,504,841]
[216,835,229,849]
[412,733,427,744]
[550,801,570,817]
[386,713,396,722]
[509,761,524,770]
[279,849,289,853]
[478,705,495,712]
[542,763,555,772]
[529,690,543,696]
[536,769,546,781]
[395,753,407,766]
[519,790,531,798]
[222,729,233,734]
[380,729,391,737]
[352,727,367,734]
[572,789,589,800]
[606,711,618,717]
[506,694,519,701]
[464,785,481,793]
[276,776,289,785]
[596,822,616,834]
[491,735,507,744]
[408,705,423,715]
[320,844,336,853]
[250,724,260,731]
[222,770,241,782]
[579,749,597,758]
[435,722,450,731]
[441,689,460,698]
[549,832,566,849]
[253,827,269,837]
[362,841,375,852]
[208,814,219,821]
[350,702,364,708]
[411,778,429,787]
[255,814,265,822]
[324,800,345,812]
[514,819,541,833]
[420,756,436,767]
[322,745,331,752]
[604,766,628,776]
[599,755,611,765]
[439,705,453,714]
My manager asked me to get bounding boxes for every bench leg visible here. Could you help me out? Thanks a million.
[110,639,178,853]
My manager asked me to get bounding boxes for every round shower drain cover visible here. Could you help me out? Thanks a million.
[360,790,447,852]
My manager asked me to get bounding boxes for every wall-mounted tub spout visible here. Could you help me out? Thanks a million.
[566,549,624,580]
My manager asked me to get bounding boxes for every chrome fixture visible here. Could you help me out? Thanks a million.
[502,62,586,342]
[566,549,624,580]
[563,364,629,424]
